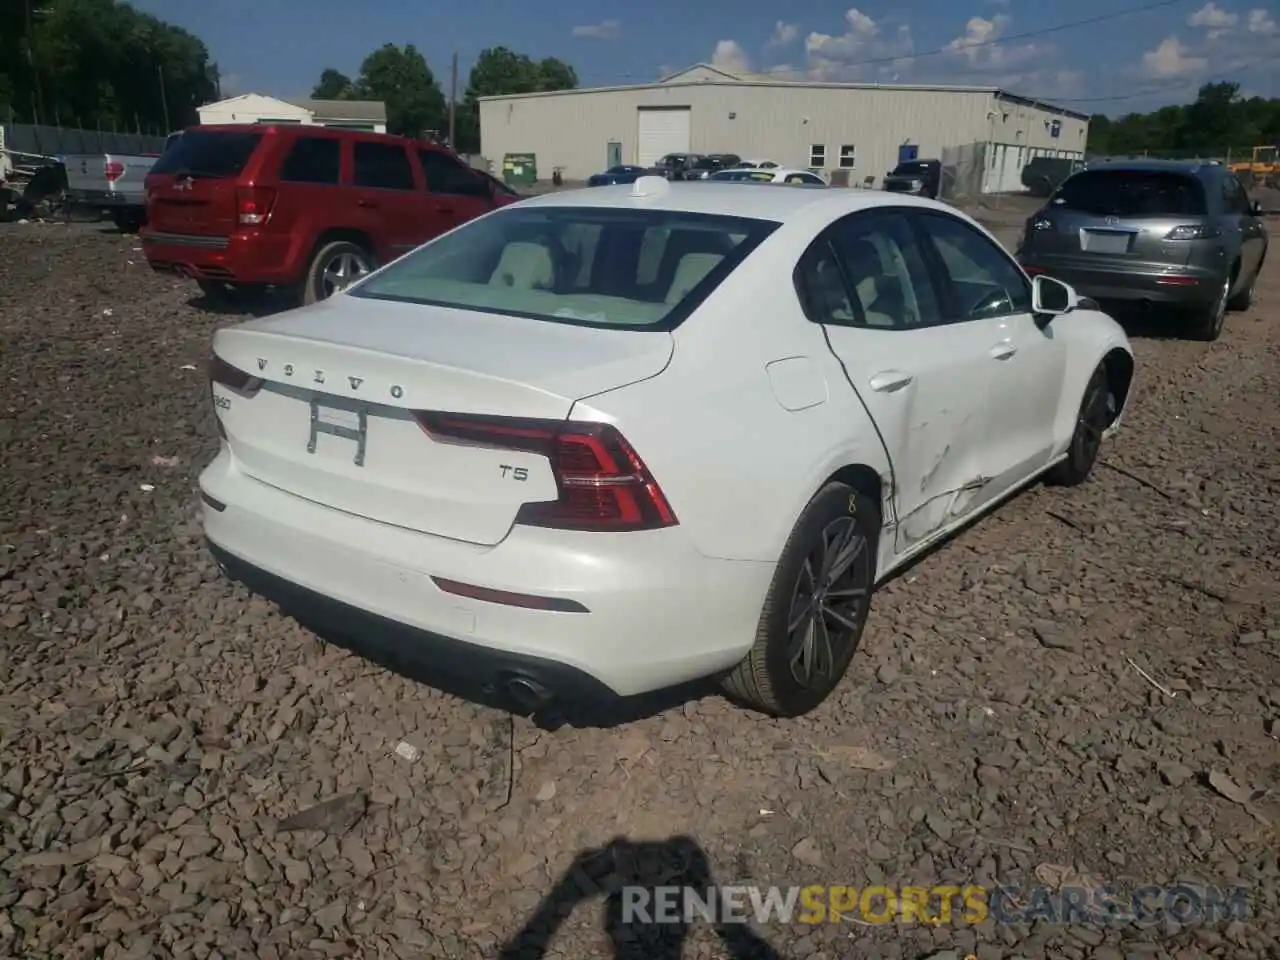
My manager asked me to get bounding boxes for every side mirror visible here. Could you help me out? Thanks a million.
[1031,274,1078,315]
[1250,199,1263,216]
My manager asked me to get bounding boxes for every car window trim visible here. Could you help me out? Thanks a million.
[906,208,1032,324]
[351,141,417,192]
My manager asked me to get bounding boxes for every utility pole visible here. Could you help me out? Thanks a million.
[25,0,46,125]
[158,65,171,132]
[448,51,458,149]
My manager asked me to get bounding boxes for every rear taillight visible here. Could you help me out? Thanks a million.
[236,186,277,227]
[414,413,678,532]
[209,354,263,397]
[104,162,124,182]
[1164,224,1219,241]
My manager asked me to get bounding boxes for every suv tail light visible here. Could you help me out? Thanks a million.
[1164,224,1220,241]
[209,354,263,397]
[104,162,124,183]
[236,186,277,227]
[414,413,678,532]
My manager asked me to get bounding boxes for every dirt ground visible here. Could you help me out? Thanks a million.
[0,210,1278,960]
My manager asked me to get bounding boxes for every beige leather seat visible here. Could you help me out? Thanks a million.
[841,238,898,328]
[489,242,555,290]
[665,252,723,304]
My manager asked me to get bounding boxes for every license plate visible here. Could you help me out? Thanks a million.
[307,399,368,466]
[1081,230,1132,255]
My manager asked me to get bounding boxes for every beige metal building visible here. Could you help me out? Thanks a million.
[479,63,1088,193]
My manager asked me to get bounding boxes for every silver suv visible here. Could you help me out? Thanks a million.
[1016,160,1268,341]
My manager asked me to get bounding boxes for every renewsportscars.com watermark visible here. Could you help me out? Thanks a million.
[621,884,1252,926]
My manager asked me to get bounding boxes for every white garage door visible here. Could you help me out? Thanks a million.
[637,108,691,167]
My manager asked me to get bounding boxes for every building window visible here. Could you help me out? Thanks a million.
[838,145,856,168]
[809,144,826,168]
[1049,119,1061,139]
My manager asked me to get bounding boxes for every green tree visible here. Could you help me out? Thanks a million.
[311,68,354,100]
[351,43,446,137]
[454,47,578,152]
[1086,83,1280,159]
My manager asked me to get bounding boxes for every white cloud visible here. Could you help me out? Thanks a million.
[1140,36,1210,78]
[803,8,915,80]
[571,19,621,40]
[767,21,799,48]
[943,14,1043,71]
[1187,3,1238,39]
[710,39,752,75]
[1247,8,1277,34]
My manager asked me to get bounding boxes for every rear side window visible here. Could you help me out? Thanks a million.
[353,142,415,190]
[418,150,481,195]
[1052,170,1207,217]
[280,137,341,184]
[150,131,262,178]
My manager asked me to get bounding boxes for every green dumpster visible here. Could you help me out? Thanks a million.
[503,153,538,186]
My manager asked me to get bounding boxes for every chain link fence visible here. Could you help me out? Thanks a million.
[940,142,988,204]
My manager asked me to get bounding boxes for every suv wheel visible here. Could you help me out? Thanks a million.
[1226,264,1257,312]
[1188,275,1229,341]
[305,241,373,305]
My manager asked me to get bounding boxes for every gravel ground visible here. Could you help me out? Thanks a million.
[1,217,1278,960]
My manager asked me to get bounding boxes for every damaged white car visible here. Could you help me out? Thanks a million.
[201,176,1134,719]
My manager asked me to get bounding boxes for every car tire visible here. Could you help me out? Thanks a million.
[721,482,880,718]
[1046,363,1113,487]
[1226,264,1257,312]
[196,279,238,303]
[1188,274,1231,341]
[304,241,373,305]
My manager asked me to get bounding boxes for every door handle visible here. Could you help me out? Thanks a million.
[868,370,914,393]
[990,341,1017,360]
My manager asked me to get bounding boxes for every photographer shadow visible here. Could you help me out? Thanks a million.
[497,835,786,960]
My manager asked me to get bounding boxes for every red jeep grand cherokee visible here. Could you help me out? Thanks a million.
[141,125,519,304]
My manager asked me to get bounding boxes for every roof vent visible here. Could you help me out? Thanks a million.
[630,175,670,199]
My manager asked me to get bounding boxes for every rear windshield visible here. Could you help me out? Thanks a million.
[150,131,262,178]
[1052,170,1207,217]
[710,170,775,182]
[350,206,779,330]
[892,163,930,176]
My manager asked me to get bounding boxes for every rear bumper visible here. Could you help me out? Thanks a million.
[1018,255,1225,306]
[67,189,141,209]
[198,448,774,699]
[141,228,301,286]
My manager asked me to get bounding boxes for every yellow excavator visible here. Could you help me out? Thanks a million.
[1228,145,1279,189]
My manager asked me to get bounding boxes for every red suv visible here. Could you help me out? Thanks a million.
[141,125,519,304]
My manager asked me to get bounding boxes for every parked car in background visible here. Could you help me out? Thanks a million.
[201,176,1134,719]
[882,159,942,199]
[1017,160,1268,341]
[738,158,780,169]
[64,150,159,231]
[141,125,516,306]
[587,165,655,187]
[684,154,742,180]
[1022,156,1087,197]
[655,153,698,179]
[708,167,827,185]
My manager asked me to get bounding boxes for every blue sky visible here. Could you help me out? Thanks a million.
[133,0,1279,115]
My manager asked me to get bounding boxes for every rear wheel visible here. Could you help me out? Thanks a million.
[1226,262,1258,312]
[721,483,879,717]
[1046,363,1112,487]
[1187,274,1230,341]
[304,241,372,305]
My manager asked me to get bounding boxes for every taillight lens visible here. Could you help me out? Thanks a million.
[236,186,277,227]
[414,413,678,532]
[1164,224,1220,241]
[104,162,124,182]
[209,354,263,396]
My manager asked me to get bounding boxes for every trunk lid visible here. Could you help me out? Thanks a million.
[1024,168,1209,266]
[211,296,674,545]
[145,129,264,236]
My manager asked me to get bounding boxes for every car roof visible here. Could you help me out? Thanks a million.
[1078,158,1221,177]
[511,178,940,222]
[180,123,444,151]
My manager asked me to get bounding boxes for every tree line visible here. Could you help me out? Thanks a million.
[311,45,578,152]
[1087,82,1280,158]
[1,0,219,134]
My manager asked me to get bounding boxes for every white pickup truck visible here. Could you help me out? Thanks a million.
[63,134,181,231]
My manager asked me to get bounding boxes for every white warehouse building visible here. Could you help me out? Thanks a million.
[197,94,387,133]
[479,63,1089,193]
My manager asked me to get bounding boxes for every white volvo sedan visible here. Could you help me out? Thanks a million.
[201,177,1135,718]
